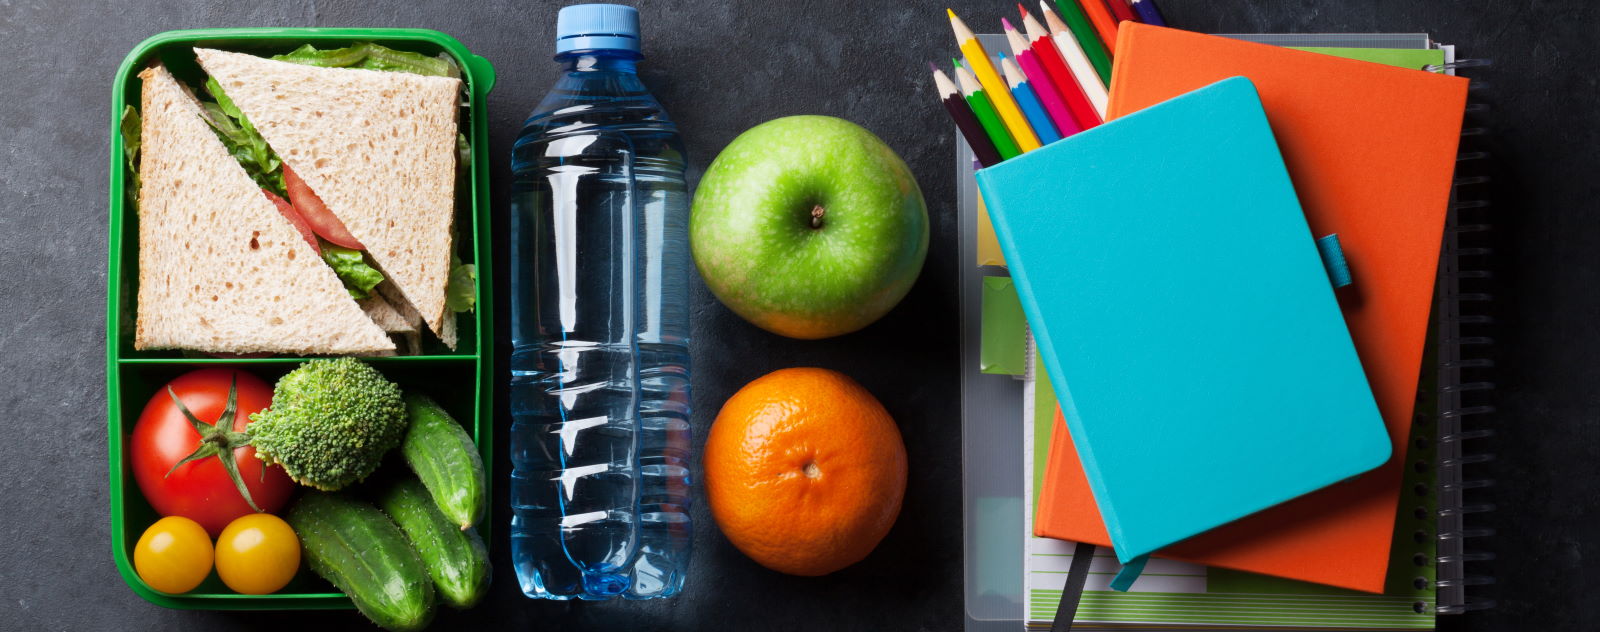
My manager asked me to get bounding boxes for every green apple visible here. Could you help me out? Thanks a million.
[691,116,928,340]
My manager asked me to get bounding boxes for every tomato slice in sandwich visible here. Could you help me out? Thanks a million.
[262,189,319,255]
[283,164,365,250]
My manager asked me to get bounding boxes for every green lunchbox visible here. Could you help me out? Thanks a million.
[106,28,495,610]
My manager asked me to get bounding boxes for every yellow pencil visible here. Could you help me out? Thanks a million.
[948,8,1041,152]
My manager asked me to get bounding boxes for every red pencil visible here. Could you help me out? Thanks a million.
[1006,15,1100,129]
[1105,0,1139,24]
[1000,19,1082,137]
[1077,0,1121,48]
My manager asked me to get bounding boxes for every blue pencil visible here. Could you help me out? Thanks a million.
[998,53,1061,144]
[1131,0,1167,27]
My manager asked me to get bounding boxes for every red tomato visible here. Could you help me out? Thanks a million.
[130,369,294,536]
[263,188,320,255]
[282,164,364,250]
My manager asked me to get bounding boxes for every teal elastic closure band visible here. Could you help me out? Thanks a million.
[1317,234,1353,288]
[1109,554,1150,592]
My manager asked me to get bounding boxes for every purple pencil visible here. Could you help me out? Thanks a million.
[932,62,1003,167]
[1131,0,1167,27]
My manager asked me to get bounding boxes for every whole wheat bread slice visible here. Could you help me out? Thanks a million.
[134,64,395,355]
[359,293,417,334]
[371,281,425,354]
[194,48,462,349]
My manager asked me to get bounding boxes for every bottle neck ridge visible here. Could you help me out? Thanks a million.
[555,50,640,73]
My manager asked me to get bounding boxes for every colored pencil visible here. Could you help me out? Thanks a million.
[998,53,1062,144]
[932,63,1003,167]
[953,61,1022,160]
[1026,4,1108,119]
[1047,0,1112,83]
[1076,0,1121,49]
[1131,0,1166,27]
[1005,16,1098,130]
[1106,0,1139,25]
[998,21,1082,138]
[949,9,1041,152]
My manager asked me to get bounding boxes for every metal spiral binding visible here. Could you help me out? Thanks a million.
[1429,57,1496,615]
[1423,58,1492,73]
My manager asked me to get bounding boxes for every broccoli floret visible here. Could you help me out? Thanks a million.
[249,358,407,491]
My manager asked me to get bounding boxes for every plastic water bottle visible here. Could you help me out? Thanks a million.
[508,4,692,600]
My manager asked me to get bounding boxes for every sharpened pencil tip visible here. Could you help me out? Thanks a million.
[1018,3,1029,17]
[947,7,956,19]
[929,61,939,72]
[1001,16,1015,31]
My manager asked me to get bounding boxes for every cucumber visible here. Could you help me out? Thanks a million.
[288,491,435,632]
[378,476,492,608]
[401,393,486,529]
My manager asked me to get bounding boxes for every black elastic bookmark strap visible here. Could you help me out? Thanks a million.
[1049,542,1096,632]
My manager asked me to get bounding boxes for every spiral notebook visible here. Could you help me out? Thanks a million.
[957,33,1496,631]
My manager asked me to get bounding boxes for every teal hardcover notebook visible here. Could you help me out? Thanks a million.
[976,77,1391,564]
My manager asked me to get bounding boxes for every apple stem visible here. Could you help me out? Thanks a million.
[810,204,825,229]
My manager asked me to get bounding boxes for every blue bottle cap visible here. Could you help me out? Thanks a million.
[556,4,640,54]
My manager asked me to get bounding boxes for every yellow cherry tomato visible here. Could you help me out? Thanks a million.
[134,516,214,594]
[215,513,301,594]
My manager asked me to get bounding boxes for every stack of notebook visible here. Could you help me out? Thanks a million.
[957,26,1497,631]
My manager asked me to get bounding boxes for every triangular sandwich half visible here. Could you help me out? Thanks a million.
[134,64,395,355]
[194,48,463,348]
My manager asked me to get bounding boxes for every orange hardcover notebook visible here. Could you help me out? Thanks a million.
[1035,24,1468,593]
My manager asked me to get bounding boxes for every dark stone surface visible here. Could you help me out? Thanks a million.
[0,0,1591,630]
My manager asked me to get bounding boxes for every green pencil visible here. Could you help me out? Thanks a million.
[953,60,1022,160]
[1046,0,1112,85]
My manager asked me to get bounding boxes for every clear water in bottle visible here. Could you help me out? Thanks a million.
[508,4,692,600]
